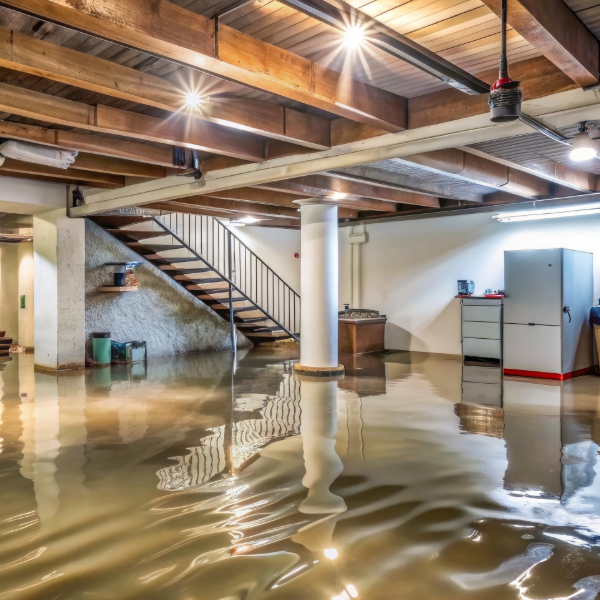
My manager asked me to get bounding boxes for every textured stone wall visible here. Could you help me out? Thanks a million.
[85,220,250,362]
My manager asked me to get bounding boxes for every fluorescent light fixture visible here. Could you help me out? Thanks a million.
[239,216,261,224]
[493,201,600,222]
[343,26,364,47]
[185,92,203,107]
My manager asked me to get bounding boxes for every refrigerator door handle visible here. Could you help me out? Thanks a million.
[563,305,572,323]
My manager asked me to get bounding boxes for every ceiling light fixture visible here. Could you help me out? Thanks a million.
[185,92,203,108]
[493,202,600,222]
[570,122,597,162]
[343,26,364,47]
[239,216,261,224]
[330,192,348,200]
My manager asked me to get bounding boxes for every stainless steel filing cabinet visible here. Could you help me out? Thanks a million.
[461,297,503,359]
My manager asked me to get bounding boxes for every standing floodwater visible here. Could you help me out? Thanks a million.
[1,349,600,599]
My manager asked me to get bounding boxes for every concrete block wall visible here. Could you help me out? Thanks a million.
[85,219,250,362]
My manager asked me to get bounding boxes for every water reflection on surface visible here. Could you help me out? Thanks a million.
[1,350,600,598]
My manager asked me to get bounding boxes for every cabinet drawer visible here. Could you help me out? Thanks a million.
[462,337,502,359]
[462,321,501,340]
[462,306,502,323]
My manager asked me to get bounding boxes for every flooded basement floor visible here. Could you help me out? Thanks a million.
[1,349,600,599]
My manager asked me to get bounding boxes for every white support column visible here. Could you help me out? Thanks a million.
[33,208,85,372]
[295,201,344,376]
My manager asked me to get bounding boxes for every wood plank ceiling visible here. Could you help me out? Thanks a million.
[0,0,598,227]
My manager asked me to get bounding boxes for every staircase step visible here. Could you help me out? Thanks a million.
[202,297,246,305]
[236,320,272,328]
[245,331,292,339]
[108,230,169,242]
[127,243,185,252]
[91,216,153,229]
[191,287,230,295]
[186,279,226,288]
[150,257,200,264]
[161,267,213,274]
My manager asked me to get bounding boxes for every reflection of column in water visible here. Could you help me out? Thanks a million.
[503,380,562,497]
[30,373,61,526]
[293,379,347,558]
[299,380,346,515]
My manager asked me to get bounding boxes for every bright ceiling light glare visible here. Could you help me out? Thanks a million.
[239,216,261,224]
[346,584,358,598]
[185,92,203,108]
[343,26,364,47]
[324,548,338,560]
[493,201,600,223]
[331,192,348,200]
[570,124,598,162]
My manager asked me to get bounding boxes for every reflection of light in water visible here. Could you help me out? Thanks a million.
[346,584,359,597]
[513,573,600,600]
[324,548,338,560]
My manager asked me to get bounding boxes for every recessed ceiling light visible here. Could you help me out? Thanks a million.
[343,26,364,47]
[185,92,203,107]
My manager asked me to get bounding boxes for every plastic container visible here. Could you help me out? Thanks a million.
[92,332,111,365]
[457,280,475,296]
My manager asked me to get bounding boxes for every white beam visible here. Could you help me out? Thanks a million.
[72,88,600,217]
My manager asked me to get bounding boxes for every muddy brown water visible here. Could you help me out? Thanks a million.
[1,349,600,599]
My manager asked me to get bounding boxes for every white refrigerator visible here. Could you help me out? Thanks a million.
[503,248,593,380]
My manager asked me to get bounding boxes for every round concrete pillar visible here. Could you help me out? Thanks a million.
[295,202,344,377]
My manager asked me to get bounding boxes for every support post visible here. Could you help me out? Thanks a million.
[294,201,344,377]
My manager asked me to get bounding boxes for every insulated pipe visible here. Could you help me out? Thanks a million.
[298,202,339,369]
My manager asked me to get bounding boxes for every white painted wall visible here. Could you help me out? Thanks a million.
[34,209,85,370]
[0,244,19,340]
[339,211,600,355]
[18,243,34,348]
[228,225,301,292]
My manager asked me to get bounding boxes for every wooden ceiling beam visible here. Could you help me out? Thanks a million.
[71,153,166,178]
[480,0,599,87]
[0,26,330,149]
[0,0,407,132]
[254,174,440,208]
[0,158,124,188]
[0,120,180,168]
[205,187,398,212]
[462,146,598,193]
[0,83,265,161]
[399,149,553,198]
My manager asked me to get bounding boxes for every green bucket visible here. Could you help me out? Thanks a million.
[92,332,111,365]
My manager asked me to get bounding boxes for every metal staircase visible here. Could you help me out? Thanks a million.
[91,213,300,346]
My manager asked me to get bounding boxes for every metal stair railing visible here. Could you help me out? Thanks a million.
[155,214,300,340]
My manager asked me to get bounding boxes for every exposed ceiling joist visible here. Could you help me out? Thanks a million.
[71,154,167,179]
[0,82,266,161]
[398,149,554,199]
[461,146,598,193]
[0,0,408,132]
[253,174,440,208]
[480,0,599,87]
[0,120,180,168]
[0,158,124,187]
[71,86,600,217]
[0,25,330,150]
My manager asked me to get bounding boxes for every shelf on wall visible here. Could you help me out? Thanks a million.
[97,286,139,293]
